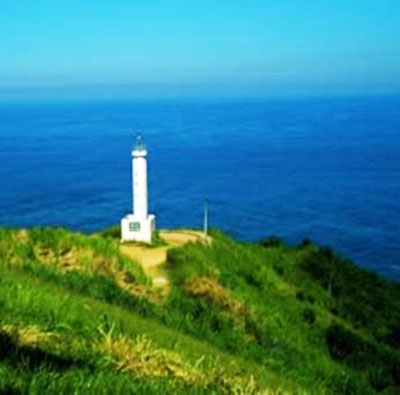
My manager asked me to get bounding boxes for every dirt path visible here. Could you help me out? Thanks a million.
[120,230,207,293]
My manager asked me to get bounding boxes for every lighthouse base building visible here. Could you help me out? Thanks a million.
[121,135,156,244]
[121,214,155,243]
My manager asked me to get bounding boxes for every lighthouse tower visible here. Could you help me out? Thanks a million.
[121,135,156,243]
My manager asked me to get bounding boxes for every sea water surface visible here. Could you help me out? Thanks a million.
[0,96,399,279]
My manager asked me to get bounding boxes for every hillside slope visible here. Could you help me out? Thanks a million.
[0,227,399,394]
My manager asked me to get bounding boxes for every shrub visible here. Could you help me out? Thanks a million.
[297,238,312,249]
[326,325,400,391]
[296,291,315,304]
[302,308,316,324]
[273,264,284,276]
[258,236,283,248]
[99,225,121,240]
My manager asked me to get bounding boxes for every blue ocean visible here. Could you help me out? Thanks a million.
[0,96,399,280]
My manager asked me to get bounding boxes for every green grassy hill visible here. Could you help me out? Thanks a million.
[0,227,399,394]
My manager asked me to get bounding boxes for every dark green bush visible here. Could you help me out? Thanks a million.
[326,325,375,364]
[297,238,312,249]
[326,325,400,391]
[273,264,284,276]
[258,236,283,248]
[296,291,315,304]
[98,225,121,239]
[301,247,400,348]
[302,308,316,324]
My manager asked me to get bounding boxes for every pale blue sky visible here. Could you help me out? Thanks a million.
[1,0,400,97]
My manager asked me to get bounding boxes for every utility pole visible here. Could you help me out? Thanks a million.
[203,198,209,239]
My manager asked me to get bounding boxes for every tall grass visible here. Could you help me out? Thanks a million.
[1,226,399,393]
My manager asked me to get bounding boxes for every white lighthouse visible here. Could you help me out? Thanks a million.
[121,135,156,243]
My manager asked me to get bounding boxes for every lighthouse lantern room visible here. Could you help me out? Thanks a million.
[121,135,156,243]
